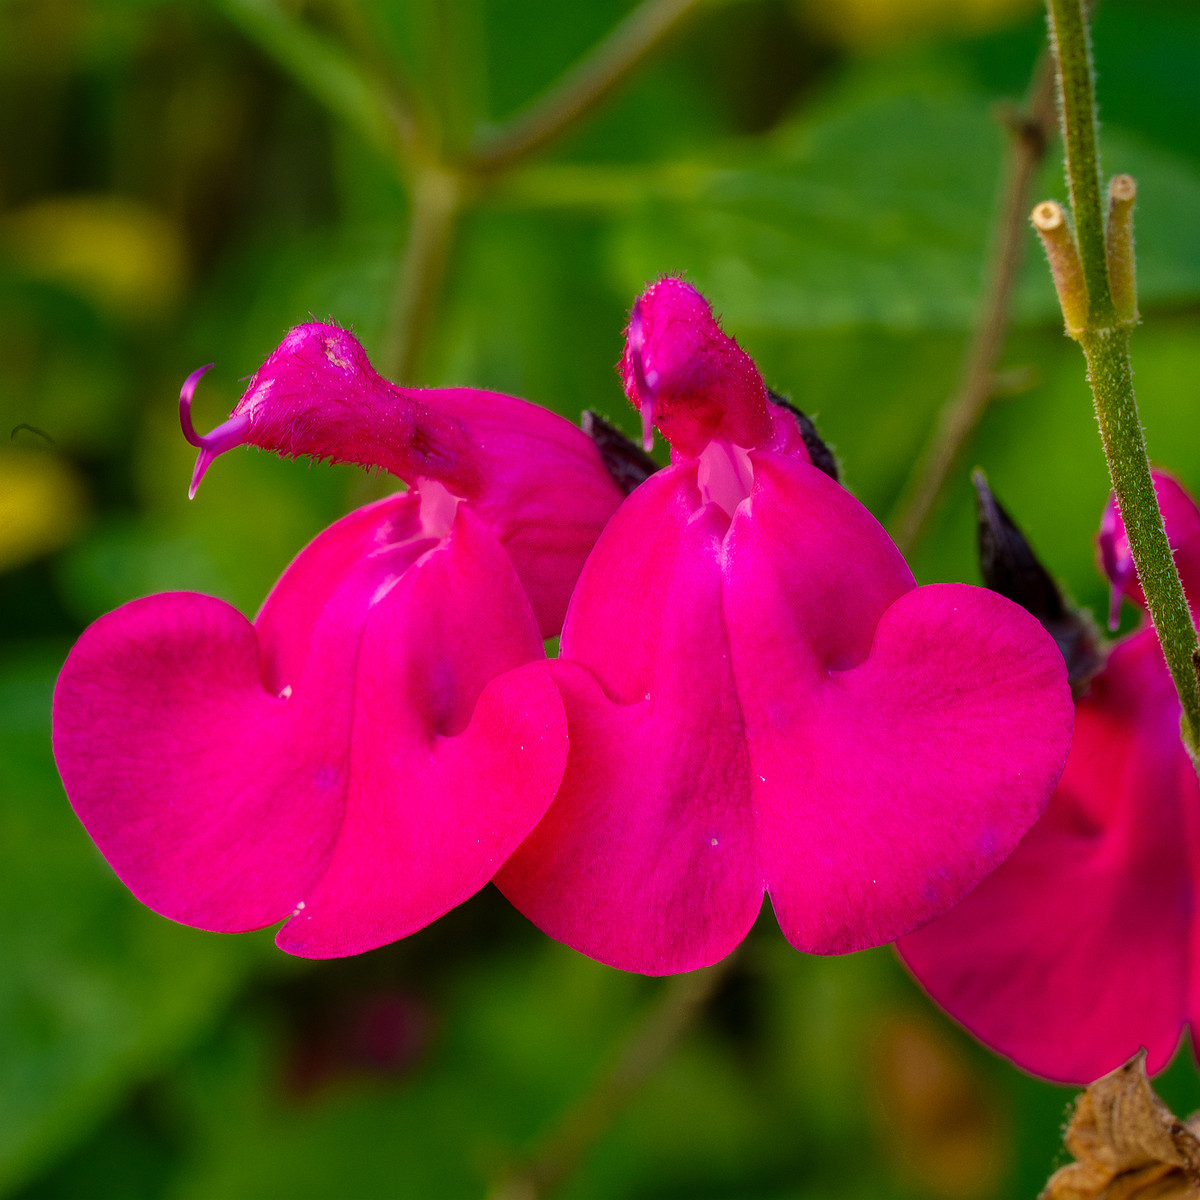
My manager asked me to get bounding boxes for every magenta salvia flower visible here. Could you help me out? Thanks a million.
[52,323,628,957]
[899,472,1200,1084]
[495,277,1075,976]
[180,323,625,637]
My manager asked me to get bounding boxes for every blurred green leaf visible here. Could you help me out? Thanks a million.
[0,647,262,1196]
[604,84,1200,334]
[478,0,635,124]
[0,281,131,457]
[216,0,398,163]
[160,932,795,1200]
[0,450,88,574]
[609,86,1009,332]
[166,937,651,1200]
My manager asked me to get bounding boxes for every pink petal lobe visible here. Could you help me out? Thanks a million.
[428,387,624,638]
[726,454,915,678]
[52,494,436,933]
[276,506,568,958]
[496,470,762,975]
[53,593,346,931]
[724,456,1073,952]
[255,491,436,696]
[898,630,1191,1083]
[1098,471,1200,622]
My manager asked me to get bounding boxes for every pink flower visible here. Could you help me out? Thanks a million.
[495,277,1075,976]
[52,323,627,957]
[180,323,624,637]
[899,472,1200,1084]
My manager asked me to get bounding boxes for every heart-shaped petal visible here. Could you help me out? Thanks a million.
[54,589,350,931]
[54,493,568,953]
[725,454,1073,952]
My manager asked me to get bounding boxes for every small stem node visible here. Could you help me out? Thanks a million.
[1106,173,1139,325]
[1032,200,1088,337]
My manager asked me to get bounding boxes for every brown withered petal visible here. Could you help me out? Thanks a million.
[1042,1051,1200,1200]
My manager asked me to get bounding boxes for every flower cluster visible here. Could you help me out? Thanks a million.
[53,280,1073,973]
[899,471,1200,1085]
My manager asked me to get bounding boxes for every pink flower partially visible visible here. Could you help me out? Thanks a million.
[496,278,1075,975]
[51,324,630,956]
[899,472,1200,1084]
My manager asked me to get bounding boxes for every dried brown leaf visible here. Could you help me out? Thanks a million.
[1042,1051,1200,1200]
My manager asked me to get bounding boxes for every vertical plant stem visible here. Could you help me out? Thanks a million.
[376,0,707,384]
[487,955,735,1200]
[1045,0,1200,760]
[1081,326,1200,753]
[888,57,1056,553]
[1046,0,1113,324]
[381,164,464,384]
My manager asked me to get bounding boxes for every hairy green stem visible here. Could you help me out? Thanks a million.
[1046,0,1113,325]
[1045,0,1200,761]
[1083,328,1200,753]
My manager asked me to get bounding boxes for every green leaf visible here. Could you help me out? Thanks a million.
[0,648,261,1195]
[166,937,651,1200]
[602,83,1200,334]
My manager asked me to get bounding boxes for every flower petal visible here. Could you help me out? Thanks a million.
[898,630,1192,1083]
[276,506,568,957]
[255,492,436,696]
[724,455,1073,953]
[52,495,434,932]
[53,591,347,931]
[1098,471,1200,620]
[727,454,914,677]
[496,470,762,974]
[430,387,624,637]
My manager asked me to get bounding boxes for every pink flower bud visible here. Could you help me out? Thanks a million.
[180,322,625,638]
[619,278,772,458]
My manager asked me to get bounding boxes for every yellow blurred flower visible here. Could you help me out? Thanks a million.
[0,447,88,573]
[797,0,1040,48]
[2,195,188,322]
[869,1012,1010,1198]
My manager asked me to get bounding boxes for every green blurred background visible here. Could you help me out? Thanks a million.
[3,0,1200,1196]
